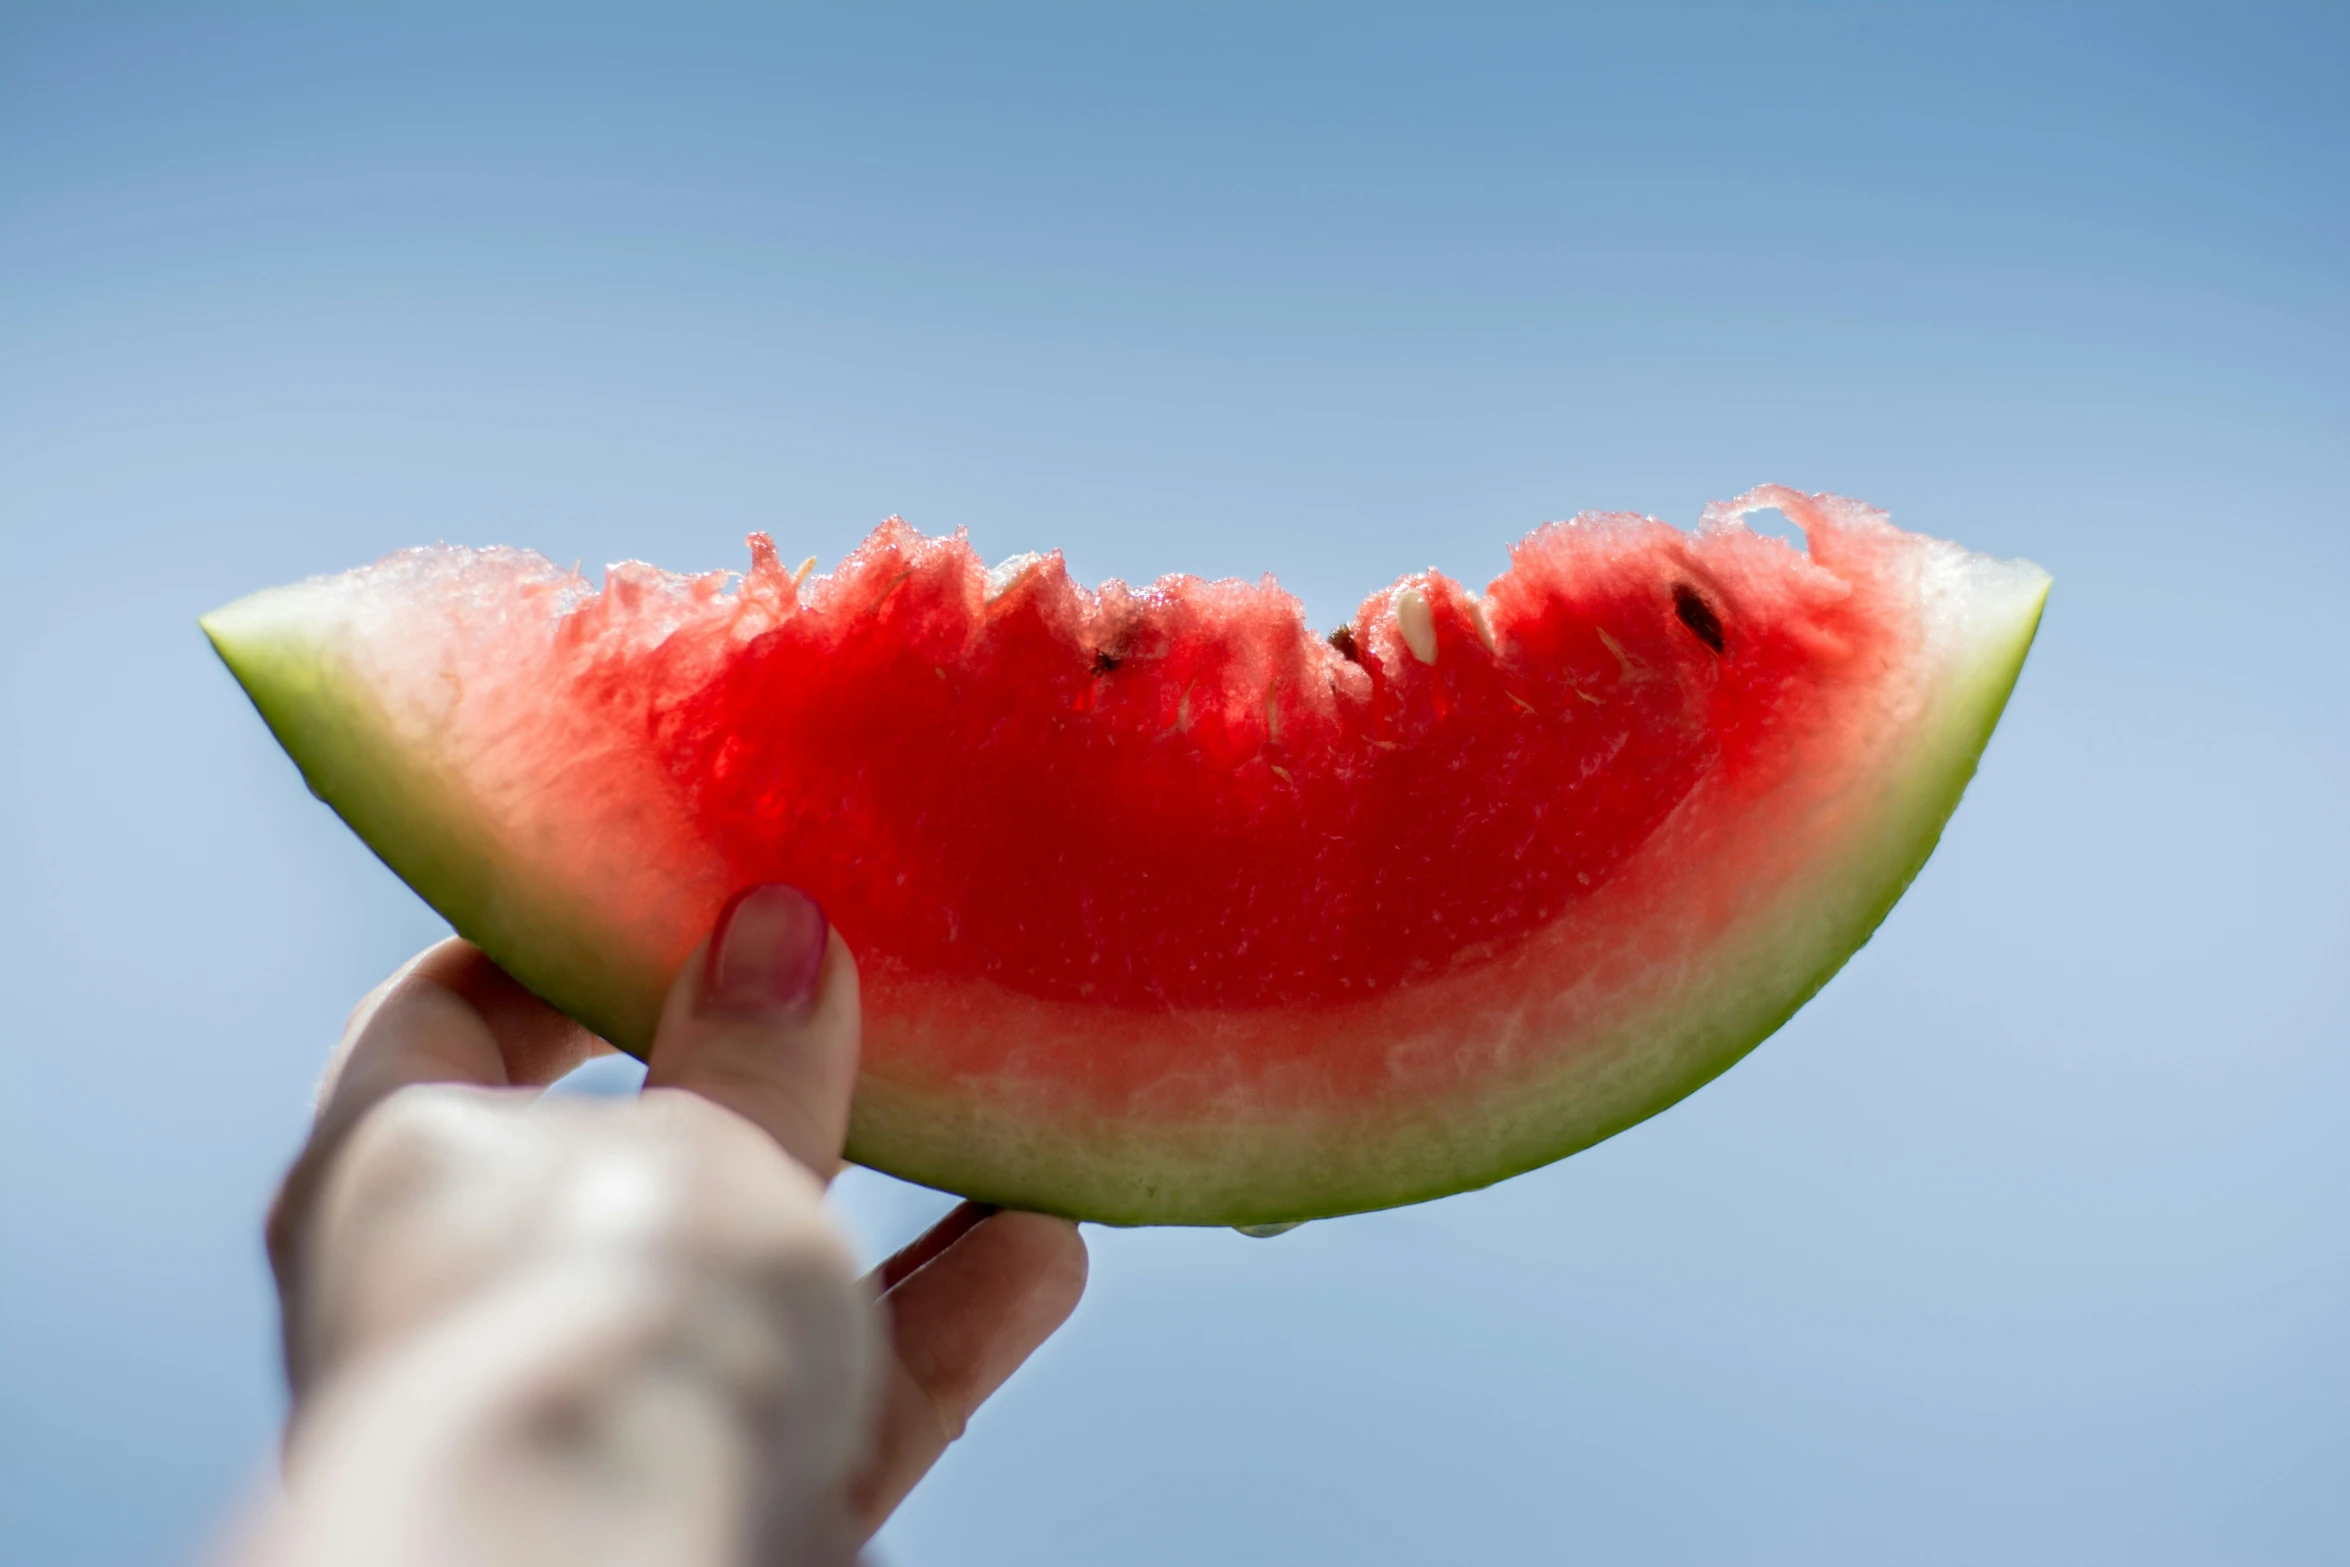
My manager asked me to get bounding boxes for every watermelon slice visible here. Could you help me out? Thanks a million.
[204,487,2046,1227]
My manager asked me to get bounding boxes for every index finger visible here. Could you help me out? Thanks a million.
[311,939,606,1134]
[270,940,608,1287]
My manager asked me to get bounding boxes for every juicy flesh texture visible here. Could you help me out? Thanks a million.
[205,488,2046,1221]
[604,512,1852,1019]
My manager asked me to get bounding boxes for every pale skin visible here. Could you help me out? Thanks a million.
[240,890,1089,1565]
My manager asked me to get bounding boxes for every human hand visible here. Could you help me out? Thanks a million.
[243,886,1088,1565]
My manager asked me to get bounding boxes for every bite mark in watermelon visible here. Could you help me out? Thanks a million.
[204,487,2046,1226]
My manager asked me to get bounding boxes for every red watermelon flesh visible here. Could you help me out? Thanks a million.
[203,487,2046,1225]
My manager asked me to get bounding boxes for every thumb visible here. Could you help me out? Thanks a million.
[643,884,861,1181]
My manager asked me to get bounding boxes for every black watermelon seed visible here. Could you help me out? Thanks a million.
[1091,649,1123,676]
[1327,625,1362,663]
[1673,583,1725,654]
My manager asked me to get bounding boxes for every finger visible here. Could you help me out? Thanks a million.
[642,884,860,1181]
[871,1200,999,1293]
[313,940,607,1140]
[270,940,608,1352]
[850,1210,1088,1531]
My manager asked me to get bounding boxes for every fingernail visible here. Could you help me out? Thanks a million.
[702,884,829,1018]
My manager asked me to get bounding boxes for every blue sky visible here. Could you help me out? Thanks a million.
[3,6,2345,1563]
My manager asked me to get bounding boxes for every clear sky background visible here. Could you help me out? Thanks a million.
[2,6,2344,1564]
